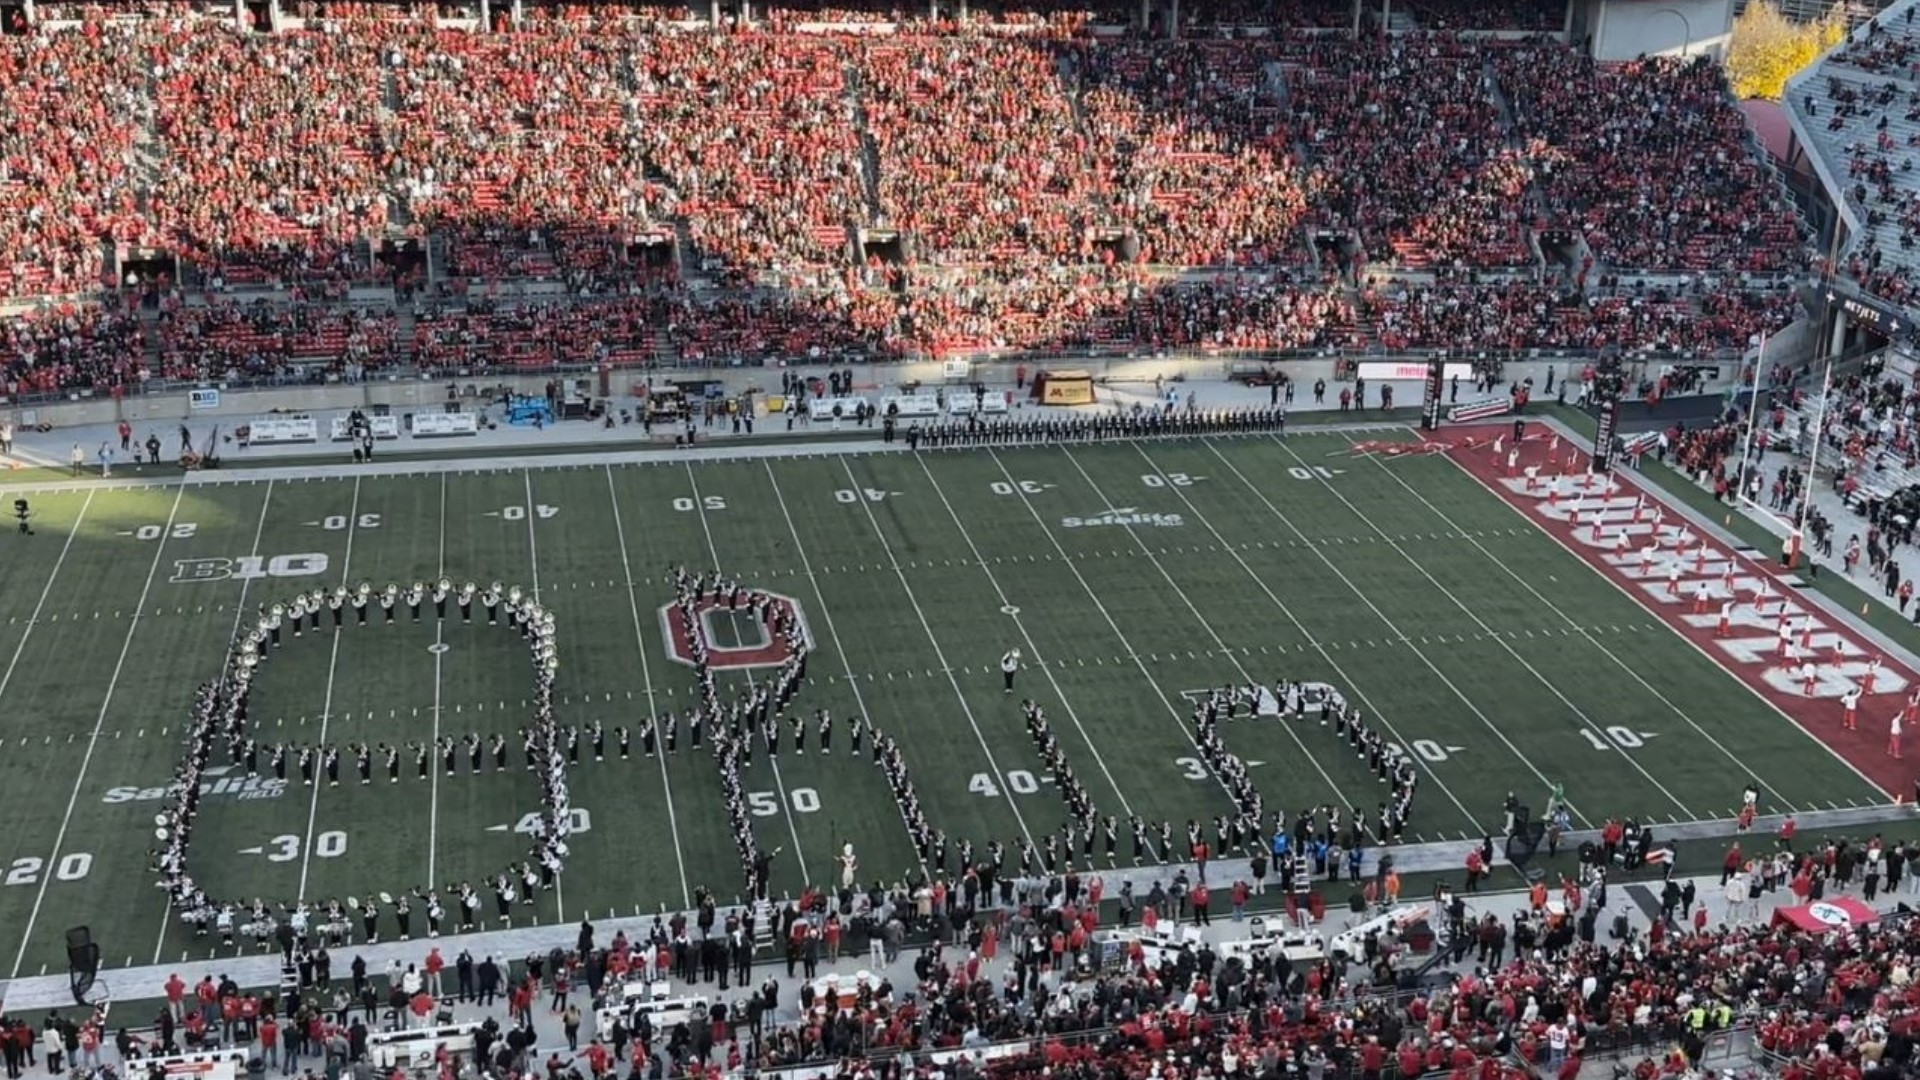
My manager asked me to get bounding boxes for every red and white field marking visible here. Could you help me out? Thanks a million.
[1444,428,1914,799]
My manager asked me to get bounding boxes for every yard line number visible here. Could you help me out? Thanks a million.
[1140,473,1198,488]
[969,770,1041,796]
[1288,466,1340,481]
[320,513,383,530]
[134,523,198,540]
[515,809,592,834]
[989,480,1046,496]
[4,854,91,886]
[499,505,560,521]
[750,789,821,816]
[834,489,891,504]
[673,496,727,513]
[1580,726,1649,751]
[264,831,347,862]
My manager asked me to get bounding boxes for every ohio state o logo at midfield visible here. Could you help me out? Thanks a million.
[659,591,813,669]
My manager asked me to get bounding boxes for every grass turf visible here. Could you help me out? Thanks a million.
[0,429,1884,978]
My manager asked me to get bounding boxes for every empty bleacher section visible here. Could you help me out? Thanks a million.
[0,0,1809,395]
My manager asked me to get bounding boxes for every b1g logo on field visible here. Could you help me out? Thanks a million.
[170,553,331,584]
[660,591,813,670]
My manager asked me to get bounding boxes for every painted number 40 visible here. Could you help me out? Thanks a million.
[970,770,1041,796]
[500,505,559,521]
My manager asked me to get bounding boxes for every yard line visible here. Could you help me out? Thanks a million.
[296,477,363,902]
[761,461,931,877]
[834,458,1037,849]
[522,472,543,602]
[523,471,562,922]
[1368,439,1803,813]
[1126,444,1487,832]
[683,463,811,884]
[983,449,1355,823]
[904,457,1142,823]
[151,480,279,963]
[604,465,691,909]
[1240,438,1693,818]
[0,490,94,704]
[9,483,187,983]
[427,474,448,888]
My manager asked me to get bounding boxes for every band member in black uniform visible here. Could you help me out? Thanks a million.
[590,721,605,762]
[380,585,398,625]
[441,738,458,776]
[299,746,316,786]
[394,896,412,941]
[640,719,655,757]
[664,714,678,755]
[360,901,379,944]
[407,582,424,623]
[329,587,346,628]
[271,744,287,782]
[354,584,371,626]
[565,726,580,765]
[465,734,483,774]
[383,743,400,783]
[244,739,259,778]
[616,725,631,760]
[490,734,508,771]
[413,741,430,781]
[818,710,831,754]
[433,580,450,621]
[483,583,500,626]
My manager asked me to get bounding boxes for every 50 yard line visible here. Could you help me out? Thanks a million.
[151,480,278,964]
[684,462,811,885]
[9,483,187,984]
[605,465,691,909]
[296,477,363,902]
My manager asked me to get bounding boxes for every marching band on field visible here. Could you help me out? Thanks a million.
[152,560,1417,954]
[154,578,573,949]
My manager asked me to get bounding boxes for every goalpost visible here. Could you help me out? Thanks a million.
[1732,335,1833,569]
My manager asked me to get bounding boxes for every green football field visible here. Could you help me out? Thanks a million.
[0,429,1887,978]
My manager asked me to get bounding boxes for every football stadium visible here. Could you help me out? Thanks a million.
[0,0,1919,1078]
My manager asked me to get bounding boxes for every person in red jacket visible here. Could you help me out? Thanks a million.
[1191,883,1212,926]
[163,974,186,1022]
[1359,1037,1386,1080]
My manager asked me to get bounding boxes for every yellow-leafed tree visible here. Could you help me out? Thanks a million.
[1729,0,1848,101]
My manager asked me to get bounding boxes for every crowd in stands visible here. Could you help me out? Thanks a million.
[1810,8,1920,312]
[0,1,1818,389]
[83,836,1920,1080]
[1496,50,1802,274]
[1292,35,1533,271]
[1080,40,1314,269]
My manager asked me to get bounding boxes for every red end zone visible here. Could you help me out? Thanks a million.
[1433,426,1914,798]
